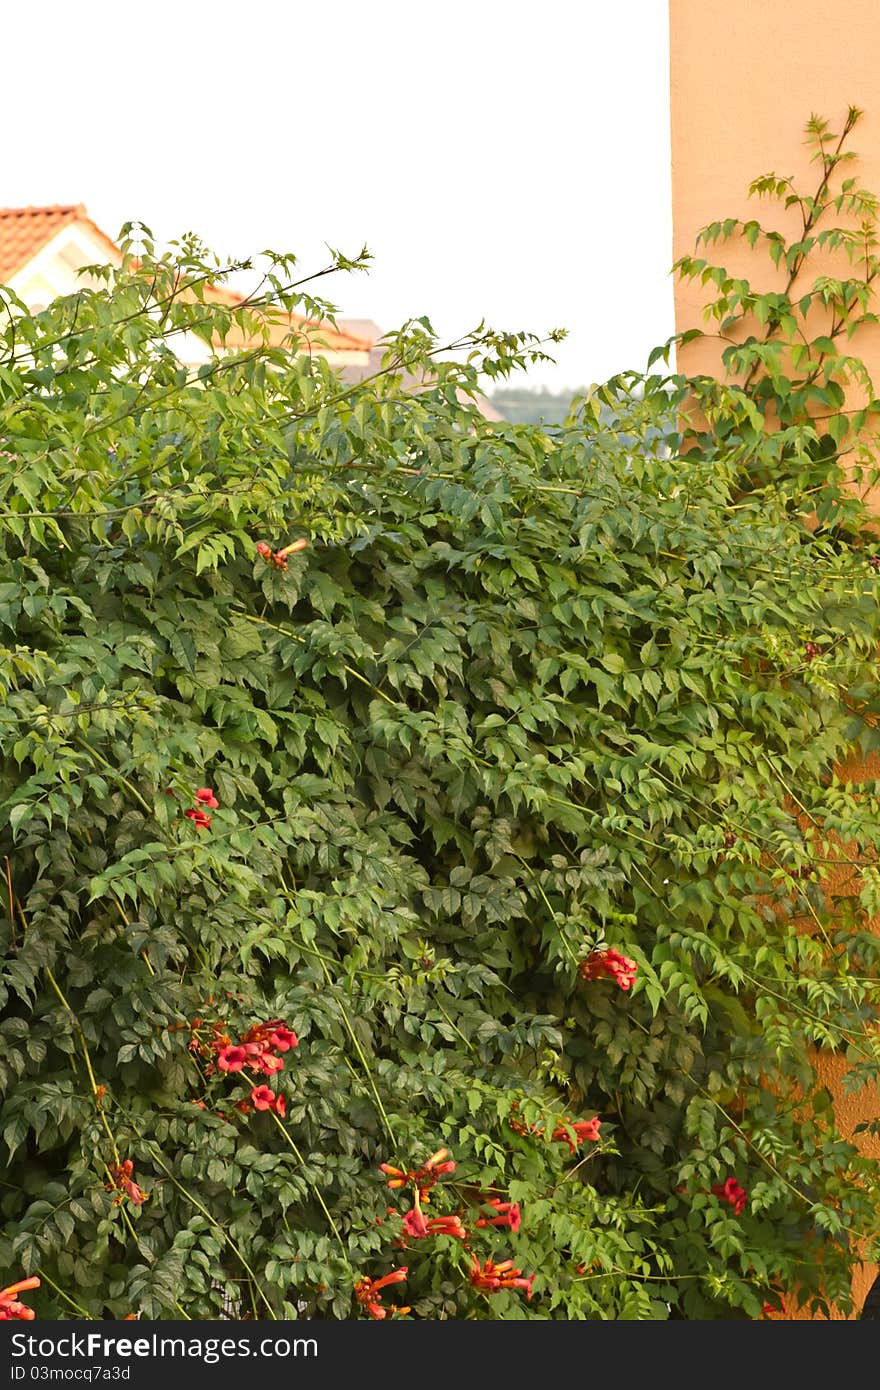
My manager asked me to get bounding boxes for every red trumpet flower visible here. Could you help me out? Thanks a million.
[354,1267,409,1319]
[579,948,638,990]
[475,1198,521,1233]
[257,1051,284,1075]
[379,1162,409,1189]
[0,1277,40,1321]
[470,1257,535,1300]
[402,1208,467,1240]
[216,1045,248,1073]
[106,1159,148,1207]
[379,1147,456,1199]
[249,1084,286,1116]
[552,1117,602,1155]
[711,1176,748,1216]
[255,538,308,571]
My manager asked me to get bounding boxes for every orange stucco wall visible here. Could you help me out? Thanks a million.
[670,0,880,1318]
[671,0,880,389]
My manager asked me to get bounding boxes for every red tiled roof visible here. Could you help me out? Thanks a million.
[0,204,373,354]
[163,278,372,353]
[203,284,373,354]
[0,204,121,282]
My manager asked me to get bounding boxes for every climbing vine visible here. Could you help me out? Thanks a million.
[3,114,880,1319]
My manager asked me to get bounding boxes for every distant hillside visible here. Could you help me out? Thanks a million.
[486,382,675,450]
[484,385,586,425]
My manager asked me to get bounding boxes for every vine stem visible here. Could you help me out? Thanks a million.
[511,850,582,970]
[112,893,155,975]
[142,1145,276,1320]
[318,958,396,1146]
[5,855,15,949]
[73,736,154,816]
[36,1268,92,1319]
[233,607,399,706]
[268,1113,351,1268]
[44,965,120,1166]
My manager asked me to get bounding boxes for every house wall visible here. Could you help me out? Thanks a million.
[6,224,371,370]
[670,0,880,1318]
[671,0,880,389]
[8,225,121,309]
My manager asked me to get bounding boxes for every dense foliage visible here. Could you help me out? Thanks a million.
[4,114,880,1321]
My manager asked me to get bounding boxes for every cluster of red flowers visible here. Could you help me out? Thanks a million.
[380,1147,456,1203]
[552,1117,602,1155]
[578,948,638,991]
[397,1192,520,1244]
[214,1021,298,1077]
[370,1147,534,1314]
[0,1277,39,1321]
[353,1267,410,1320]
[402,1209,467,1240]
[470,1257,535,1300]
[509,1104,602,1156]
[255,538,308,571]
[187,1017,297,1118]
[106,1159,147,1207]
[183,786,219,832]
[712,1176,748,1216]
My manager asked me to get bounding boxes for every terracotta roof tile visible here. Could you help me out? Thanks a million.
[0,204,120,282]
[190,280,373,353]
[0,205,374,354]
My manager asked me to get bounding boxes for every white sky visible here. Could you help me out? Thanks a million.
[5,0,674,391]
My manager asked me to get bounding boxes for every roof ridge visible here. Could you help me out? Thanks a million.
[0,208,377,354]
[0,204,119,283]
[0,203,83,217]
